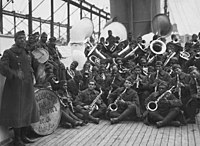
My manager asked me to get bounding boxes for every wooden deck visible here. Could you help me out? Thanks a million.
[27,113,200,146]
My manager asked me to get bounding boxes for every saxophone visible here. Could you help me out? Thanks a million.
[108,87,128,111]
[88,88,103,114]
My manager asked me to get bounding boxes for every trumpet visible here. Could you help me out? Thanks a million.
[146,86,175,112]
[108,87,127,112]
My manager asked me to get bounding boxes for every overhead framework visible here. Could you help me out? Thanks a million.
[0,0,110,43]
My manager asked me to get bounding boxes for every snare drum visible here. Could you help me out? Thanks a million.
[31,88,61,136]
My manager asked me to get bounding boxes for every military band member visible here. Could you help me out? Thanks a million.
[186,68,200,123]
[0,30,39,145]
[144,82,182,128]
[128,65,149,113]
[149,61,171,93]
[66,61,79,80]
[108,78,141,124]
[74,80,107,124]
[56,80,85,128]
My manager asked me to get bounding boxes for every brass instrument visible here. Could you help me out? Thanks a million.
[146,86,175,112]
[88,45,107,65]
[163,51,176,66]
[136,74,140,89]
[88,88,103,114]
[108,87,128,111]
[58,89,75,113]
[179,51,190,61]
[154,70,159,92]
[124,44,142,58]
[106,76,116,99]
[145,13,172,64]
[195,52,200,60]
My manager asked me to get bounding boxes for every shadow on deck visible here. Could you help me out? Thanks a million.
[26,114,200,146]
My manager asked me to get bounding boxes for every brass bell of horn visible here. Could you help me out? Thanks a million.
[179,51,190,61]
[152,14,172,37]
[87,46,107,65]
[195,52,200,60]
[150,40,166,55]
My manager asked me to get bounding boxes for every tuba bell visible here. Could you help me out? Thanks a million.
[195,52,200,60]
[150,40,167,55]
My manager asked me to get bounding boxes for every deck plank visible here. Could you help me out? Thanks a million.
[153,127,165,146]
[167,127,176,146]
[26,113,200,146]
[117,122,139,146]
[181,125,189,146]
[125,121,144,146]
[161,127,170,146]
[139,125,154,146]
[187,124,195,146]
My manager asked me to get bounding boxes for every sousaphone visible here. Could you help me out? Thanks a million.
[69,17,94,70]
[147,14,172,63]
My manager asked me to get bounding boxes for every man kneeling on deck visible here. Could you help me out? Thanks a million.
[144,81,183,128]
[107,78,141,124]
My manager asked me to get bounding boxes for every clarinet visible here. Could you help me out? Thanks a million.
[107,75,116,99]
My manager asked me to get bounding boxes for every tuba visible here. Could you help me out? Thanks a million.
[99,21,127,53]
[146,86,175,112]
[195,52,200,60]
[146,13,172,63]
[69,17,94,70]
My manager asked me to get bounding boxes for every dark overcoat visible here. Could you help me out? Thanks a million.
[0,45,39,128]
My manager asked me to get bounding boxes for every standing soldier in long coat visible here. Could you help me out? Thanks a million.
[0,30,39,146]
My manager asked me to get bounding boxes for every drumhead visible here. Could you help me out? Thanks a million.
[31,88,61,136]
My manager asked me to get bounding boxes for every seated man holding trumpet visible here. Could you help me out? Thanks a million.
[144,81,183,128]
[107,77,141,124]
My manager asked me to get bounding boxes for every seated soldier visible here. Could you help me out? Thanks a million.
[169,64,190,124]
[74,79,107,124]
[56,80,86,128]
[144,81,182,128]
[107,78,141,124]
[187,68,200,123]
[127,65,150,113]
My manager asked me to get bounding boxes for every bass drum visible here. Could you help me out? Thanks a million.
[31,88,61,136]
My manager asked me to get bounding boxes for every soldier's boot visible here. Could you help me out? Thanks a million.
[13,128,25,146]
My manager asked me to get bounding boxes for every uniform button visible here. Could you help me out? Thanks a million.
[16,56,19,58]
[18,63,21,65]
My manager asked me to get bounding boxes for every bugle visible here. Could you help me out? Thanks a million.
[146,86,175,112]
[108,87,127,112]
